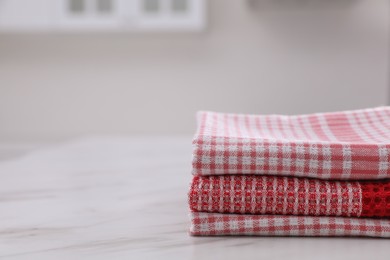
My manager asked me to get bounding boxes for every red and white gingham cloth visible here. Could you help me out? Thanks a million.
[189,212,390,238]
[189,107,390,237]
[189,175,390,218]
[192,107,390,180]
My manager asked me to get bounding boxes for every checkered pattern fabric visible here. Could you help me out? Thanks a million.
[189,175,362,217]
[189,212,390,238]
[192,107,390,180]
[189,107,390,237]
[189,175,390,218]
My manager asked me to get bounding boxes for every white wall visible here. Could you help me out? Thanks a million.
[0,0,388,141]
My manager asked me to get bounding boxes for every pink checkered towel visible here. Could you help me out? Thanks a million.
[189,212,390,238]
[192,107,390,180]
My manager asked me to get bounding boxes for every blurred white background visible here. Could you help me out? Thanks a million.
[0,0,388,142]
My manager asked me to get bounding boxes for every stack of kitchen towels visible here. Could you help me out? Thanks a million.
[188,107,390,237]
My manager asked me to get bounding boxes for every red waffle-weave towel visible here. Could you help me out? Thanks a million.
[192,107,390,180]
[189,175,390,218]
[189,212,390,238]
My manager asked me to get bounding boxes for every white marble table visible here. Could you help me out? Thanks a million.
[1,136,390,260]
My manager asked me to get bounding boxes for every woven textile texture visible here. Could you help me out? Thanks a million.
[361,182,390,217]
[192,107,390,180]
[189,212,390,238]
[189,175,390,218]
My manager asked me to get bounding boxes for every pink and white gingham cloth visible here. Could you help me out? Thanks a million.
[189,212,390,238]
[192,107,390,180]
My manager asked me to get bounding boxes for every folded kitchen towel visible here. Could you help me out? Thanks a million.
[189,212,390,238]
[189,175,390,218]
[189,107,390,238]
[192,107,390,180]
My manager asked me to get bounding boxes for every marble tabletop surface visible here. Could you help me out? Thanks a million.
[1,136,390,260]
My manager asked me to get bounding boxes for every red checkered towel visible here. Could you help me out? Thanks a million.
[189,212,390,238]
[192,107,390,180]
[189,175,390,218]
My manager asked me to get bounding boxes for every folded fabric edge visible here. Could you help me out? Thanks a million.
[191,139,390,180]
[188,212,390,238]
[192,135,389,147]
[194,107,390,125]
[190,170,390,180]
